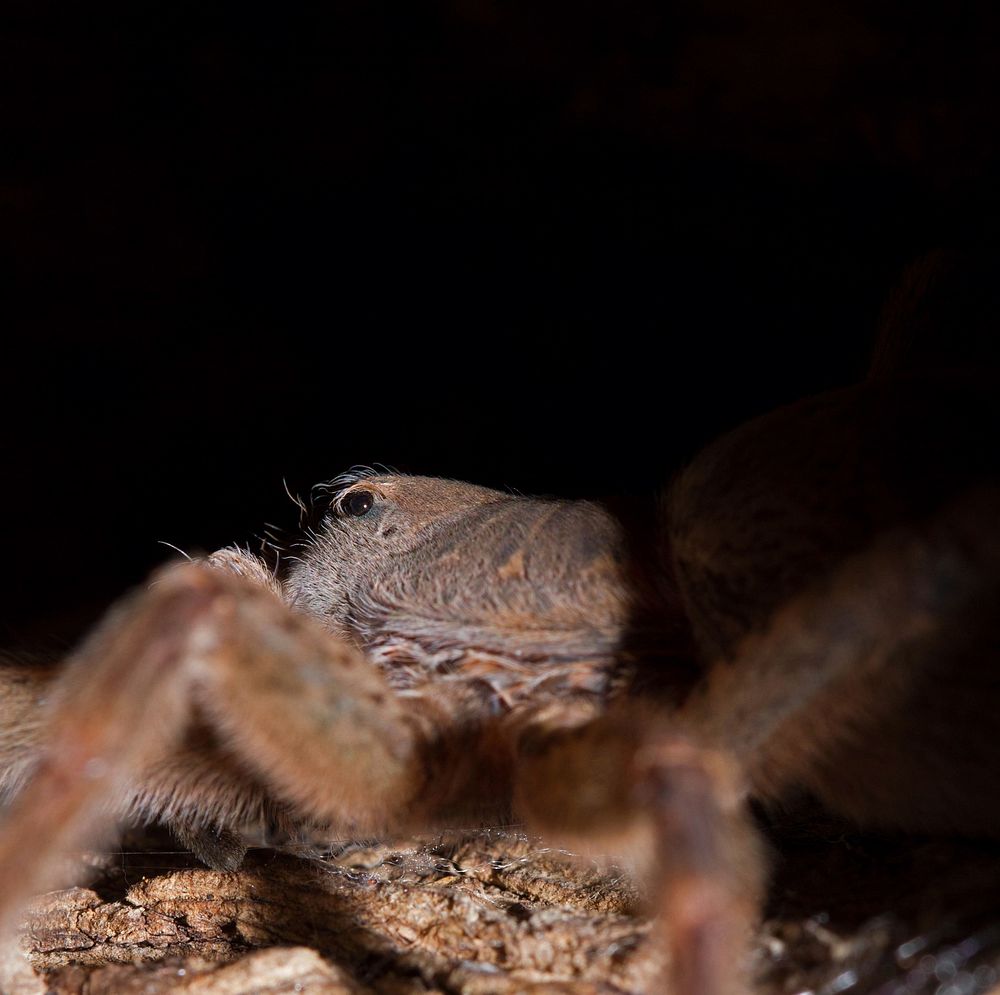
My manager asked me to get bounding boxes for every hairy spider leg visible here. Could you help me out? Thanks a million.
[0,564,431,933]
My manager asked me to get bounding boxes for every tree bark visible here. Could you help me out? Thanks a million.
[6,830,1000,995]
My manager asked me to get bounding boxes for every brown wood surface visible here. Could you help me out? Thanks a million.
[4,827,1000,994]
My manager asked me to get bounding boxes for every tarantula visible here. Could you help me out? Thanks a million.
[0,372,997,995]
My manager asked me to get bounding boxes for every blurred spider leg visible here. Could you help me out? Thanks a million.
[512,707,762,995]
[682,487,1000,809]
[637,736,763,995]
[0,563,425,934]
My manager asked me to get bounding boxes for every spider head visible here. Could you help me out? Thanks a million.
[284,473,643,658]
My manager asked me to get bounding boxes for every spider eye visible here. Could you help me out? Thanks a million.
[339,489,375,517]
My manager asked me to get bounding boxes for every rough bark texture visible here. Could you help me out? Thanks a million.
[4,827,1000,995]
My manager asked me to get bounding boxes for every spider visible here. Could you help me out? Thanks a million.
[0,372,997,995]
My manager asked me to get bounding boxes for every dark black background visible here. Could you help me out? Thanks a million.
[2,1,999,642]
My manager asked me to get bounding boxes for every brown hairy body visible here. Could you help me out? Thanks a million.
[0,370,997,993]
